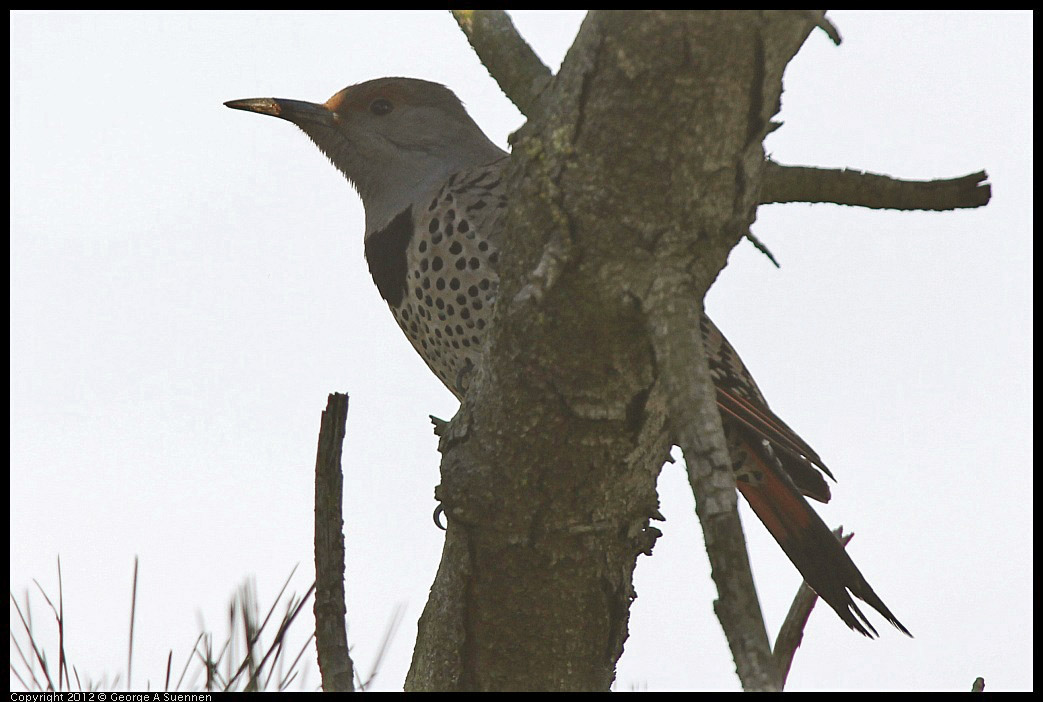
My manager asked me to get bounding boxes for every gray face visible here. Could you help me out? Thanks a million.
[226,77,507,233]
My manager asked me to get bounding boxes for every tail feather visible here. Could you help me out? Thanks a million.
[717,386,833,480]
[716,387,832,502]
[733,436,911,637]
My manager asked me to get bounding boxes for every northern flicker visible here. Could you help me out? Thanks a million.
[226,77,909,638]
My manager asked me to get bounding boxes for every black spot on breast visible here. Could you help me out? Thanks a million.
[365,207,414,307]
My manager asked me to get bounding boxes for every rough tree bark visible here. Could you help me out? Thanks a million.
[313,393,354,692]
[403,10,988,692]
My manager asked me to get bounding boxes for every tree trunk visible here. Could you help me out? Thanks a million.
[406,11,817,691]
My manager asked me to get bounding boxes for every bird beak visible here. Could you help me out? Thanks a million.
[224,97,337,127]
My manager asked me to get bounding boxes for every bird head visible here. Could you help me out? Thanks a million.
[226,77,506,233]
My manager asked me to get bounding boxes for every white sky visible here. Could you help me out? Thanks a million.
[10,10,1032,692]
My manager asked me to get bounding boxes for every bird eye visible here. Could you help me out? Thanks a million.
[369,98,393,116]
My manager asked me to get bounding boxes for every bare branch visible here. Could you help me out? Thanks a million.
[451,10,553,117]
[762,160,991,210]
[647,277,779,692]
[773,527,854,689]
[313,392,354,692]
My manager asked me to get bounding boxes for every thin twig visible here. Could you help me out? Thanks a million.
[128,557,139,691]
[279,632,316,691]
[9,659,33,692]
[250,584,316,686]
[56,557,68,690]
[224,581,315,691]
[11,592,54,691]
[451,10,553,117]
[174,632,205,692]
[10,623,40,690]
[31,573,66,689]
[223,563,300,684]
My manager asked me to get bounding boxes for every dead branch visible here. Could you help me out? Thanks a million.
[313,392,354,692]
[450,10,553,117]
[762,160,991,210]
